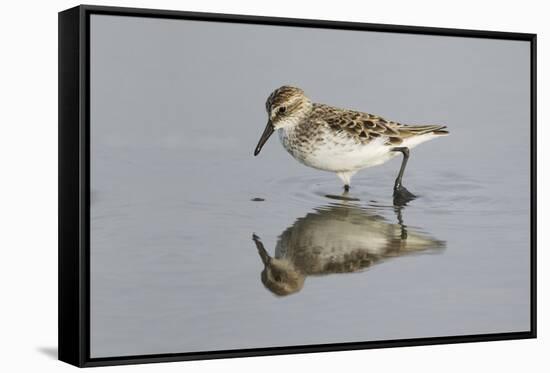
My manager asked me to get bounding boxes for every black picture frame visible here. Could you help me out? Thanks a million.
[58,4,537,367]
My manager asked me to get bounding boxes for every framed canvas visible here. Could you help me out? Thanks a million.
[58,5,537,367]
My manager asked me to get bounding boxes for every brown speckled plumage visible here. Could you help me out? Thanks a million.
[265,86,448,147]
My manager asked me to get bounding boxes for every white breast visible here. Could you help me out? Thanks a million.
[279,129,396,172]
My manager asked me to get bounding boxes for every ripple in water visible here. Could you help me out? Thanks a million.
[257,170,511,219]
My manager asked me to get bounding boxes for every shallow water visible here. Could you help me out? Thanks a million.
[89,15,531,358]
[90,143,530,357]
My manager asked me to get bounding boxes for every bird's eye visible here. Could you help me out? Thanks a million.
[278,107,286,114]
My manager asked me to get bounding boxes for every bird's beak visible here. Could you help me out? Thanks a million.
[254,120,274,156]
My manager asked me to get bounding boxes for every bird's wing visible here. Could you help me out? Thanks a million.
[311,104,447,146]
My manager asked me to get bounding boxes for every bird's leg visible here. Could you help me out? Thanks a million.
[392,147,410,190]
[395,206,408,240]
[337,171,354,193]
[391,147,416,206]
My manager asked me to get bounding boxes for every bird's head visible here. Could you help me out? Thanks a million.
[254,85,312,156]
[253,233,305,296]
[260,258,305,296]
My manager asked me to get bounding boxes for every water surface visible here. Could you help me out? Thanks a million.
[89,15,531,357]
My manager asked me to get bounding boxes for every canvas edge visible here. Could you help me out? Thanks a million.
[529,33,537,339]
[79,332,534,367]
[79,3,536,39]
[58,5,88,368]
[59,4,78,366]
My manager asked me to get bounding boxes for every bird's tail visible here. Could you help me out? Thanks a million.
[400,124,449,136]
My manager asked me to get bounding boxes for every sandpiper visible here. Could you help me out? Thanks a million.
[254,86,448,203]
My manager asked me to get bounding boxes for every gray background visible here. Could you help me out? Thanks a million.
[90,14,531,357]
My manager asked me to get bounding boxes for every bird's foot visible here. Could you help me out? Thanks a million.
[393,184,416,206]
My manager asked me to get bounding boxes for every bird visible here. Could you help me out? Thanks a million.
[253,85,448,204]
[252,204,445,296]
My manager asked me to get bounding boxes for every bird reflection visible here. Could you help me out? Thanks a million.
[253,203,445,296]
